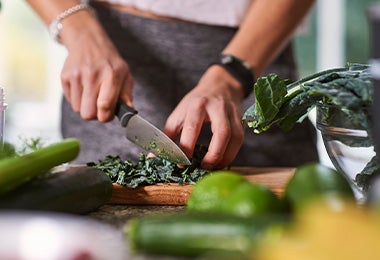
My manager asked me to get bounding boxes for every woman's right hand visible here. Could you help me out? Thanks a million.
[59,9,133,122]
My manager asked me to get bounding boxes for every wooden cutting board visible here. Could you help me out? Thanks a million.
[109,167,295,205]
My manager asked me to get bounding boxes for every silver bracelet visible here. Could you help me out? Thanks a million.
[48,3,93,43]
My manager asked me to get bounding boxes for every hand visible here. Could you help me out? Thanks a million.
[60,11,133,122]
[164,65,245,170]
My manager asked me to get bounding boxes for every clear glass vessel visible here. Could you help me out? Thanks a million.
[316,102,375,202]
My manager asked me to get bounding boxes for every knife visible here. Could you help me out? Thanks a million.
[115,100,191,165]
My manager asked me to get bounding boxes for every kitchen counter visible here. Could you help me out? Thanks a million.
[87,204,187,260]
[89,204,186,229]
[85,167,295,259]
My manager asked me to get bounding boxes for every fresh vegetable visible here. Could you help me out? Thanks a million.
[284,163,355,210]
[88,145,209,188]
[220,181,286,217]
[0,138,80,194]
[187,170,248,212]
[124,162,365,258]
[243,63,371,134]
[187,170,286,216]
[243,63,376,190]
[0,166,112,214]
[127,211,290,258]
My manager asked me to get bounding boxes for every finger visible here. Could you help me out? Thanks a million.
[80,70,99,120]
[217,112,244,168]
[97,68,126,122]
[164,108,184,142]
[201,103,231,169]
[61,78,71,104]
[61,69,72,104]
[179,100,207,159]
[201,124,231,169]
[97,80,118,122]
[146,152,156,158]
[67,73,83,113]
[119,72,134,108]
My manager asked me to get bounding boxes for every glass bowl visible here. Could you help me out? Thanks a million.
[316,102,376,202]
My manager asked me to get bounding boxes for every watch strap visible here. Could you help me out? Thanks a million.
[211,53,255,97]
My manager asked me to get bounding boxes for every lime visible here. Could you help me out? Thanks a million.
[220,182,285,217]
[187,170,248,212]
[285,162,355,210]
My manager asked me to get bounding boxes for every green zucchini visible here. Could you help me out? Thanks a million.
[0,166,113,214]
[127,212,290,258]
[0,138,80,194]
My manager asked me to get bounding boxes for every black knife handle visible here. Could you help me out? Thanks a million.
[115,100,137,127]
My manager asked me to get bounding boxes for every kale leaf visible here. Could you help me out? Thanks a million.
[243,63,376,191]
[243,63,372,133]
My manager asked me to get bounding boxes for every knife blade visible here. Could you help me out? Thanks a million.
[115,100,191,165]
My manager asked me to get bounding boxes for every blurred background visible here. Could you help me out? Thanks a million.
[0,0,379,166]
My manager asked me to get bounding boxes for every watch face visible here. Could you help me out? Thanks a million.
[221,54,234,65]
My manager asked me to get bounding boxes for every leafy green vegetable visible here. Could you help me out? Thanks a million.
[243,64,372,133]
[243,63,376,191]
[87,145,209,188]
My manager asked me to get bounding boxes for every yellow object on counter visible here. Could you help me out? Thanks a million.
[255,198,380,260]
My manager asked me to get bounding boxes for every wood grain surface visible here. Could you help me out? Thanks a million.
[109,167,295,205]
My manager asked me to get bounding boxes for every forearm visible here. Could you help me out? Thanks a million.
[25,0,106,49]
[223,0,315,78]
[25,0,81,24]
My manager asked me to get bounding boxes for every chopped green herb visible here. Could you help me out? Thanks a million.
[87,145,209,188]
[149,140,157,149]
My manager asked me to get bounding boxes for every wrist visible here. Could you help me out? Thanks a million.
[206,65,246,100]
[48,3,96,43]
[57,9,111,51]
[209,53,255,97]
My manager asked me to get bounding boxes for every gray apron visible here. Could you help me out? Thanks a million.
[62,3,318,166]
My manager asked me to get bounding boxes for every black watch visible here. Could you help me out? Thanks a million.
[211,53,255,97]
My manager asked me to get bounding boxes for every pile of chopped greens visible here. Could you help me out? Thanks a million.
[243,63,377,191]
[87,145,209,188]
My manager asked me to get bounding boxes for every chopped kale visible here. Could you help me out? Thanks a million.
[87,145,209,188]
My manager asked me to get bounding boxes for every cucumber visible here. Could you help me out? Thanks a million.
[0,138,80,194]
[0,166,113,214]
[127,212,290,257]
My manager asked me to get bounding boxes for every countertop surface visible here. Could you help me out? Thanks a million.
[88,204,187,260]
[89,204,186,229]
[85,167,295,259]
